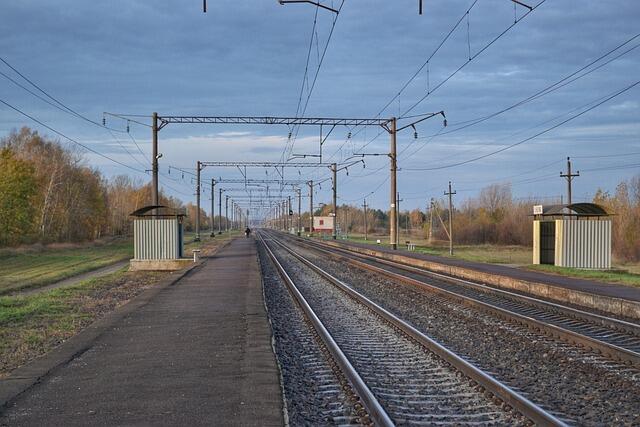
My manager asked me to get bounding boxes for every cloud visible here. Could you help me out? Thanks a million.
[609,101,639,112]
[1,0,638,209]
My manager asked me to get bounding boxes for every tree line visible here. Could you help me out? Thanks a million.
[314,181,639,262]
[2,127,638,262]
[0,128,210,245]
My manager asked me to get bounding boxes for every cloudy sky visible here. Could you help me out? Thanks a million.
[1,0,638,216]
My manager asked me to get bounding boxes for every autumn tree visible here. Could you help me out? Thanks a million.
[0,148,37,244]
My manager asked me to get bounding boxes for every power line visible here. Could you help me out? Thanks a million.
[408,84,628,165]
[402,0,547,117]
[429,34,640,137]
[349,0,546,156]
[294,5,320,120]
[1,57,152,167]
[0,97,147,175]
[106,128,149,170]
[127,132,151,163]
[0,56,127,133]
[286,0,346,160]
[403,79,640,171]
[375,0,481,118]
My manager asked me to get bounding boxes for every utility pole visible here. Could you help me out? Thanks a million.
[396,192,402,247]
[195,161,201,242]
[296,188,301,236]
[218,188,223,234]
[288,195,292,233]
[560,157,579,205]
[390,117,397,250]
[225,195,229,233]
[363,199,368,241]
[309,180,314,235]
[210,179,215,237]
[152,112,159,208]
[332,163,337,240]
[428,198,434,245]
[283,200,287,231]
[444,182,456,256]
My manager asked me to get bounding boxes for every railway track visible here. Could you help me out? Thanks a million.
[282,233,640,367]
[258,231,566,426]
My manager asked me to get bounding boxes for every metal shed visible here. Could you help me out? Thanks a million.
[130,205,185,260]
[532,203,612,269]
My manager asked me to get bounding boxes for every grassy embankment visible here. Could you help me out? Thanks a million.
[334,233,640,287]
[0,239,133,295]
[0,233,234,377]
[0,231,238,295]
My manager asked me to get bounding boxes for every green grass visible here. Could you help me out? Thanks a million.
[0,231,242,295]
[0,268,164,376]
[338,234,532,265]
[526,265,640,288]
[0,239,133,295]
[332,233,640,287]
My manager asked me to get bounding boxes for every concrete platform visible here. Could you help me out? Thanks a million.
[320,238,640,320]
[0,238,283,426]
[129,258,194,271]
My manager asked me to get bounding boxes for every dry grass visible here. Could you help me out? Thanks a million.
[0,234,236,378]
[0,269,166,377]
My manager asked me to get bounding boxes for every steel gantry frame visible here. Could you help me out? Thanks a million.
[145,113,445,249]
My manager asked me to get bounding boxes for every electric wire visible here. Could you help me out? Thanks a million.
[0,97,147,175]
[0,56,128,133]
[401,0,547,117]
[428,35,640,137]
[286,0,346,160]
[1,58,152,166]
[348,0,546,157]
[403,79,640,171]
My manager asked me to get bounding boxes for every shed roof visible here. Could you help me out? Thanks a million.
[537,203,610,217]
[130,205,186,217]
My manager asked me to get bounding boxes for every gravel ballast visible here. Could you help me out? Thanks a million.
[258,243,365,425]
[288,238,640,426]
[266,240,524,426]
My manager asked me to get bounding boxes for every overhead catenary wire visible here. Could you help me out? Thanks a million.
[401,0,547,117]
[281,4,321,163]
[284,0,346,161]
[105,128,149,170]
[349,0,546,156]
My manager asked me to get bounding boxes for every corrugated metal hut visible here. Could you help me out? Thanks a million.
[532,203,612,269]
[130,205,185,260]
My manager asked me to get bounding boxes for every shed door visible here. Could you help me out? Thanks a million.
[540,221,555,265]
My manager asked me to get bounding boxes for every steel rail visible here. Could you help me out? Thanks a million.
[257,233,394,427]
[265,231,566,427]
[310,238,640,334]
[290,235,640,367]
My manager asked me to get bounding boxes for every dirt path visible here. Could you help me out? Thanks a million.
[9,260,130,297]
